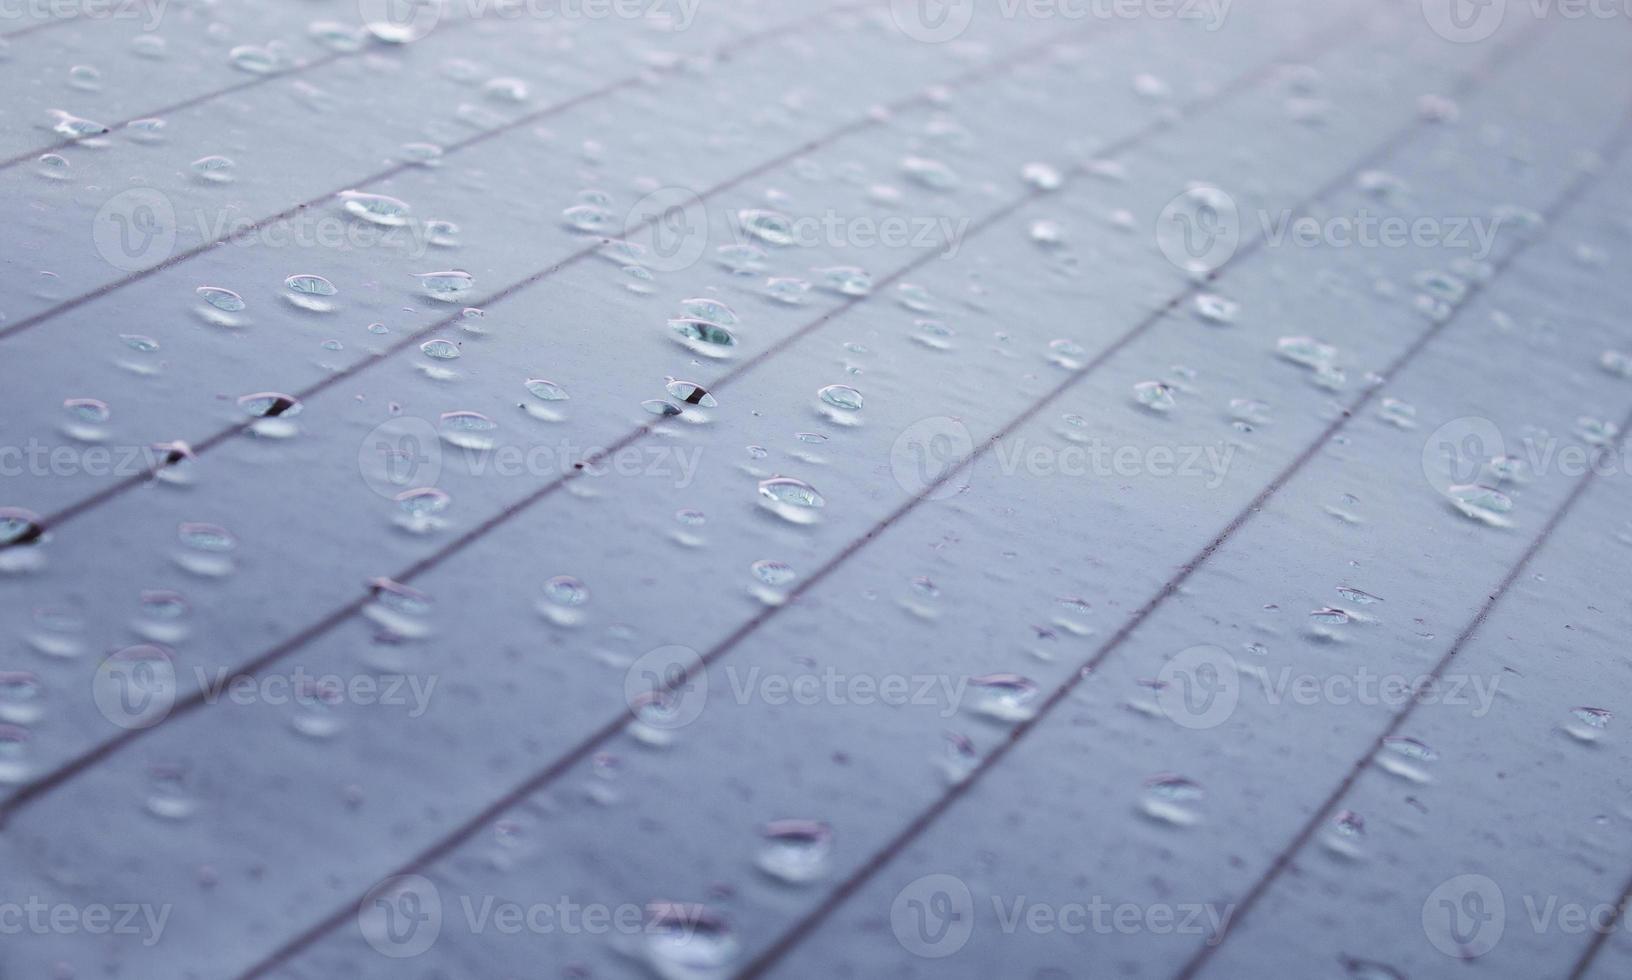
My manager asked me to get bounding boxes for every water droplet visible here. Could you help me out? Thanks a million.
[968,674,1038,723]
[817,265,872,296]
[757,477,825,523]
[670,318,737,357]
[1309,607,1351,626]
[1277,336,1338,370]
[757,820,832,884]
[197,286,246,313]
[765,277,812,304]
[716,243,767,275]
[1021,161,1063,191]
[0,673,43,725]
[1599,350,1632,378]
[1567,706,1612,742]
[420,338,461,360]
[901,155,959,191]
[817,383,863,416]
[0,726,31,784]
[643,904,738,980]
[1194,293,1238,325]
[751,559,796,586]
[738,209,795,246]
[665,379,717,408]
[1445,484,1513,526]
[415,270,474,302]
[229,44,284,74]
[175,522,236,576]
[440,411,497,450]
[394,488,450,535]
[1140,774,1203,826]
[680,298,737,325]
[1378,398,1417,429]
[340,190,411,226]
[1133,381,1175,413]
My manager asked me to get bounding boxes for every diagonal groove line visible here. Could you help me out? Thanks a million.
[191,12,1389,979]
[0,51,351,172]
[1569,864,1632,974]
[0,0,1152,824]
[7,2,1116,540]
[1176,171,1632,980]
[734,24,1625,980]
[0,0,872,341]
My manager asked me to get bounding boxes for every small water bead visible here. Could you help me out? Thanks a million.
[285,274,337,311]
[131,33,168,58]
[757,820,833,884]
[0,508,46,550]
[680,298,737,326]
[1342,959,1407,980]
[135,589,190,643]
[751,560,795,586]
[716,243,767,275]
[121,334,160,353]
[1046,338,1087,369]
[1140,774,1204,826]
[1378,736,1436,782]
[1356,169,1409,201]
[1596,348,1632,379]
[670,318,738,357]
[1309,607,1351,626]
[1567,706,1612,743]
[1378,398,1417,429]
[1323,810,1366,858]
[440,411,497,450]
[364,578,434,641]
[1277,335,1338,370]
[562,203,614,232]
[416,270,474,302]
[67,64,102,90]
[818,384,863,412]
[818,266,872,296]
[63,397,111,425]
[229,44,284,74]
[482,77,529,102]
[1445,483,1513,526]
[51,110,110,139]
[764,277,812,304]
[896,282,936,312]
[0,672,43,725]
[1229,398,1270,425]
[145,762,197,820]
[1133,381,1176,414]
[757,477,825,524]
[1028,219,1065,247]
[237,392,302,419]
[543,576,589,607]
[36,154,70,179]
[1336,586,1381,605]
[643,400,683,418]
[1021,161,1064,191]
[968,674,1039,723]
[420,338,461,361]
[394,487,451,535]
[738,209,796,246]
[0,725,31,784]
[401,142,444,166]
[190,155,238,186]
[938,731,980,785]
[643,904,739,979]
[176,522,236,576]
[308,20,367,51]
[197,286,246,313]
[665,379,717,408]
[340,191,410,227]
[525,379,569,401]
[1193,293,1238,325]
[1577,417,1619,446]
[901,156,959,191]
